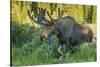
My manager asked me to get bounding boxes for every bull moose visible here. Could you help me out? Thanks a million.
[27,8,93,56]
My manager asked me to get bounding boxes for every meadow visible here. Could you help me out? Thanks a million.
[11,22,96,66]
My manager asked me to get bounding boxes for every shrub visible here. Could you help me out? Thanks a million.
[11,21,34,47]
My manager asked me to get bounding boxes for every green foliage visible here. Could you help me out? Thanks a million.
[11,21,34,47]
[11,23,96,65]
[11,1,96,66]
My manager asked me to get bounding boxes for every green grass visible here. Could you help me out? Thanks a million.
[11,34,96,65]
[11,22,96,66]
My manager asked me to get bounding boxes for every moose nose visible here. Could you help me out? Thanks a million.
[40,36,46,42]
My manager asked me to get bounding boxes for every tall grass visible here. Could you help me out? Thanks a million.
[11,22,96,66]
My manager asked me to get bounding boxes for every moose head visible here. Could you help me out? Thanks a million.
[27,8,64,45]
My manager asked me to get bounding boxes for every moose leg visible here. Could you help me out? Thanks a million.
[58,44,64,56]
[62,44,67,56]
[47,35,52,45]
[57,44,68,56]
[65,41,71,56]
[57,44,70,56]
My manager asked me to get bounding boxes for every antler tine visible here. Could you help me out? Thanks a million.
[28,9,50,26]
[38,7,45,12]
[47,11,53,21]
[27,10,38,24]
[43,8,46,15]
[58,8,61,18]
[60,10,64,18]
[38,7,42,13]
[58,8,64,18]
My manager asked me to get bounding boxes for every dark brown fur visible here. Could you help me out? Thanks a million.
[28,8,93,56]
[40,16,93,55]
